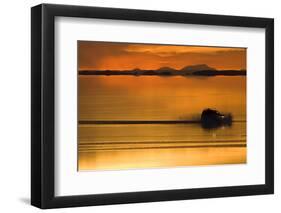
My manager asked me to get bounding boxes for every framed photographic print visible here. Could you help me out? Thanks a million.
[31,4,274,209]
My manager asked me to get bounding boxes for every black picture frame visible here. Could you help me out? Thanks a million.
[31,3,274,209]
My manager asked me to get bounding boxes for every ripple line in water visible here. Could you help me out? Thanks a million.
[79,139,246,145]
[79,120,246,125]
[79,143,246,152]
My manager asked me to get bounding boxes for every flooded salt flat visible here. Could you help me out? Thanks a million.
[78,75,246,170]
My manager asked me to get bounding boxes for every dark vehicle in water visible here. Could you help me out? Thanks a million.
[201,108,232,129]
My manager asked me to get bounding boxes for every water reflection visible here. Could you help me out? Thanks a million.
[78,76,246,170]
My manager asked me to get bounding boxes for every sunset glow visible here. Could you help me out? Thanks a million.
[78,41,246,71]
[78,41,247,171]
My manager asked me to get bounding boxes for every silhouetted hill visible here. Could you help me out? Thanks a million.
[181,64,216,74]
[157,66,177,71]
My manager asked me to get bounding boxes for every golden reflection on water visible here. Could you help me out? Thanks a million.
[79,76,246,121]
[78,76,246,171]
[79,147,246,171]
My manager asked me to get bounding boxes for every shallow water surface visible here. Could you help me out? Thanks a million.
[78,75,246,170]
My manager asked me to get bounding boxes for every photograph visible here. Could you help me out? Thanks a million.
[78,41,247,171]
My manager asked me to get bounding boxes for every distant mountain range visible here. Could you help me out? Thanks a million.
[79,64,246,76]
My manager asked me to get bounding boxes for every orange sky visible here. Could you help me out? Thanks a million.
[78,41,246,71]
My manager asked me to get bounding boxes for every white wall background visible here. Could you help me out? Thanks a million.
[0,0,279,212]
